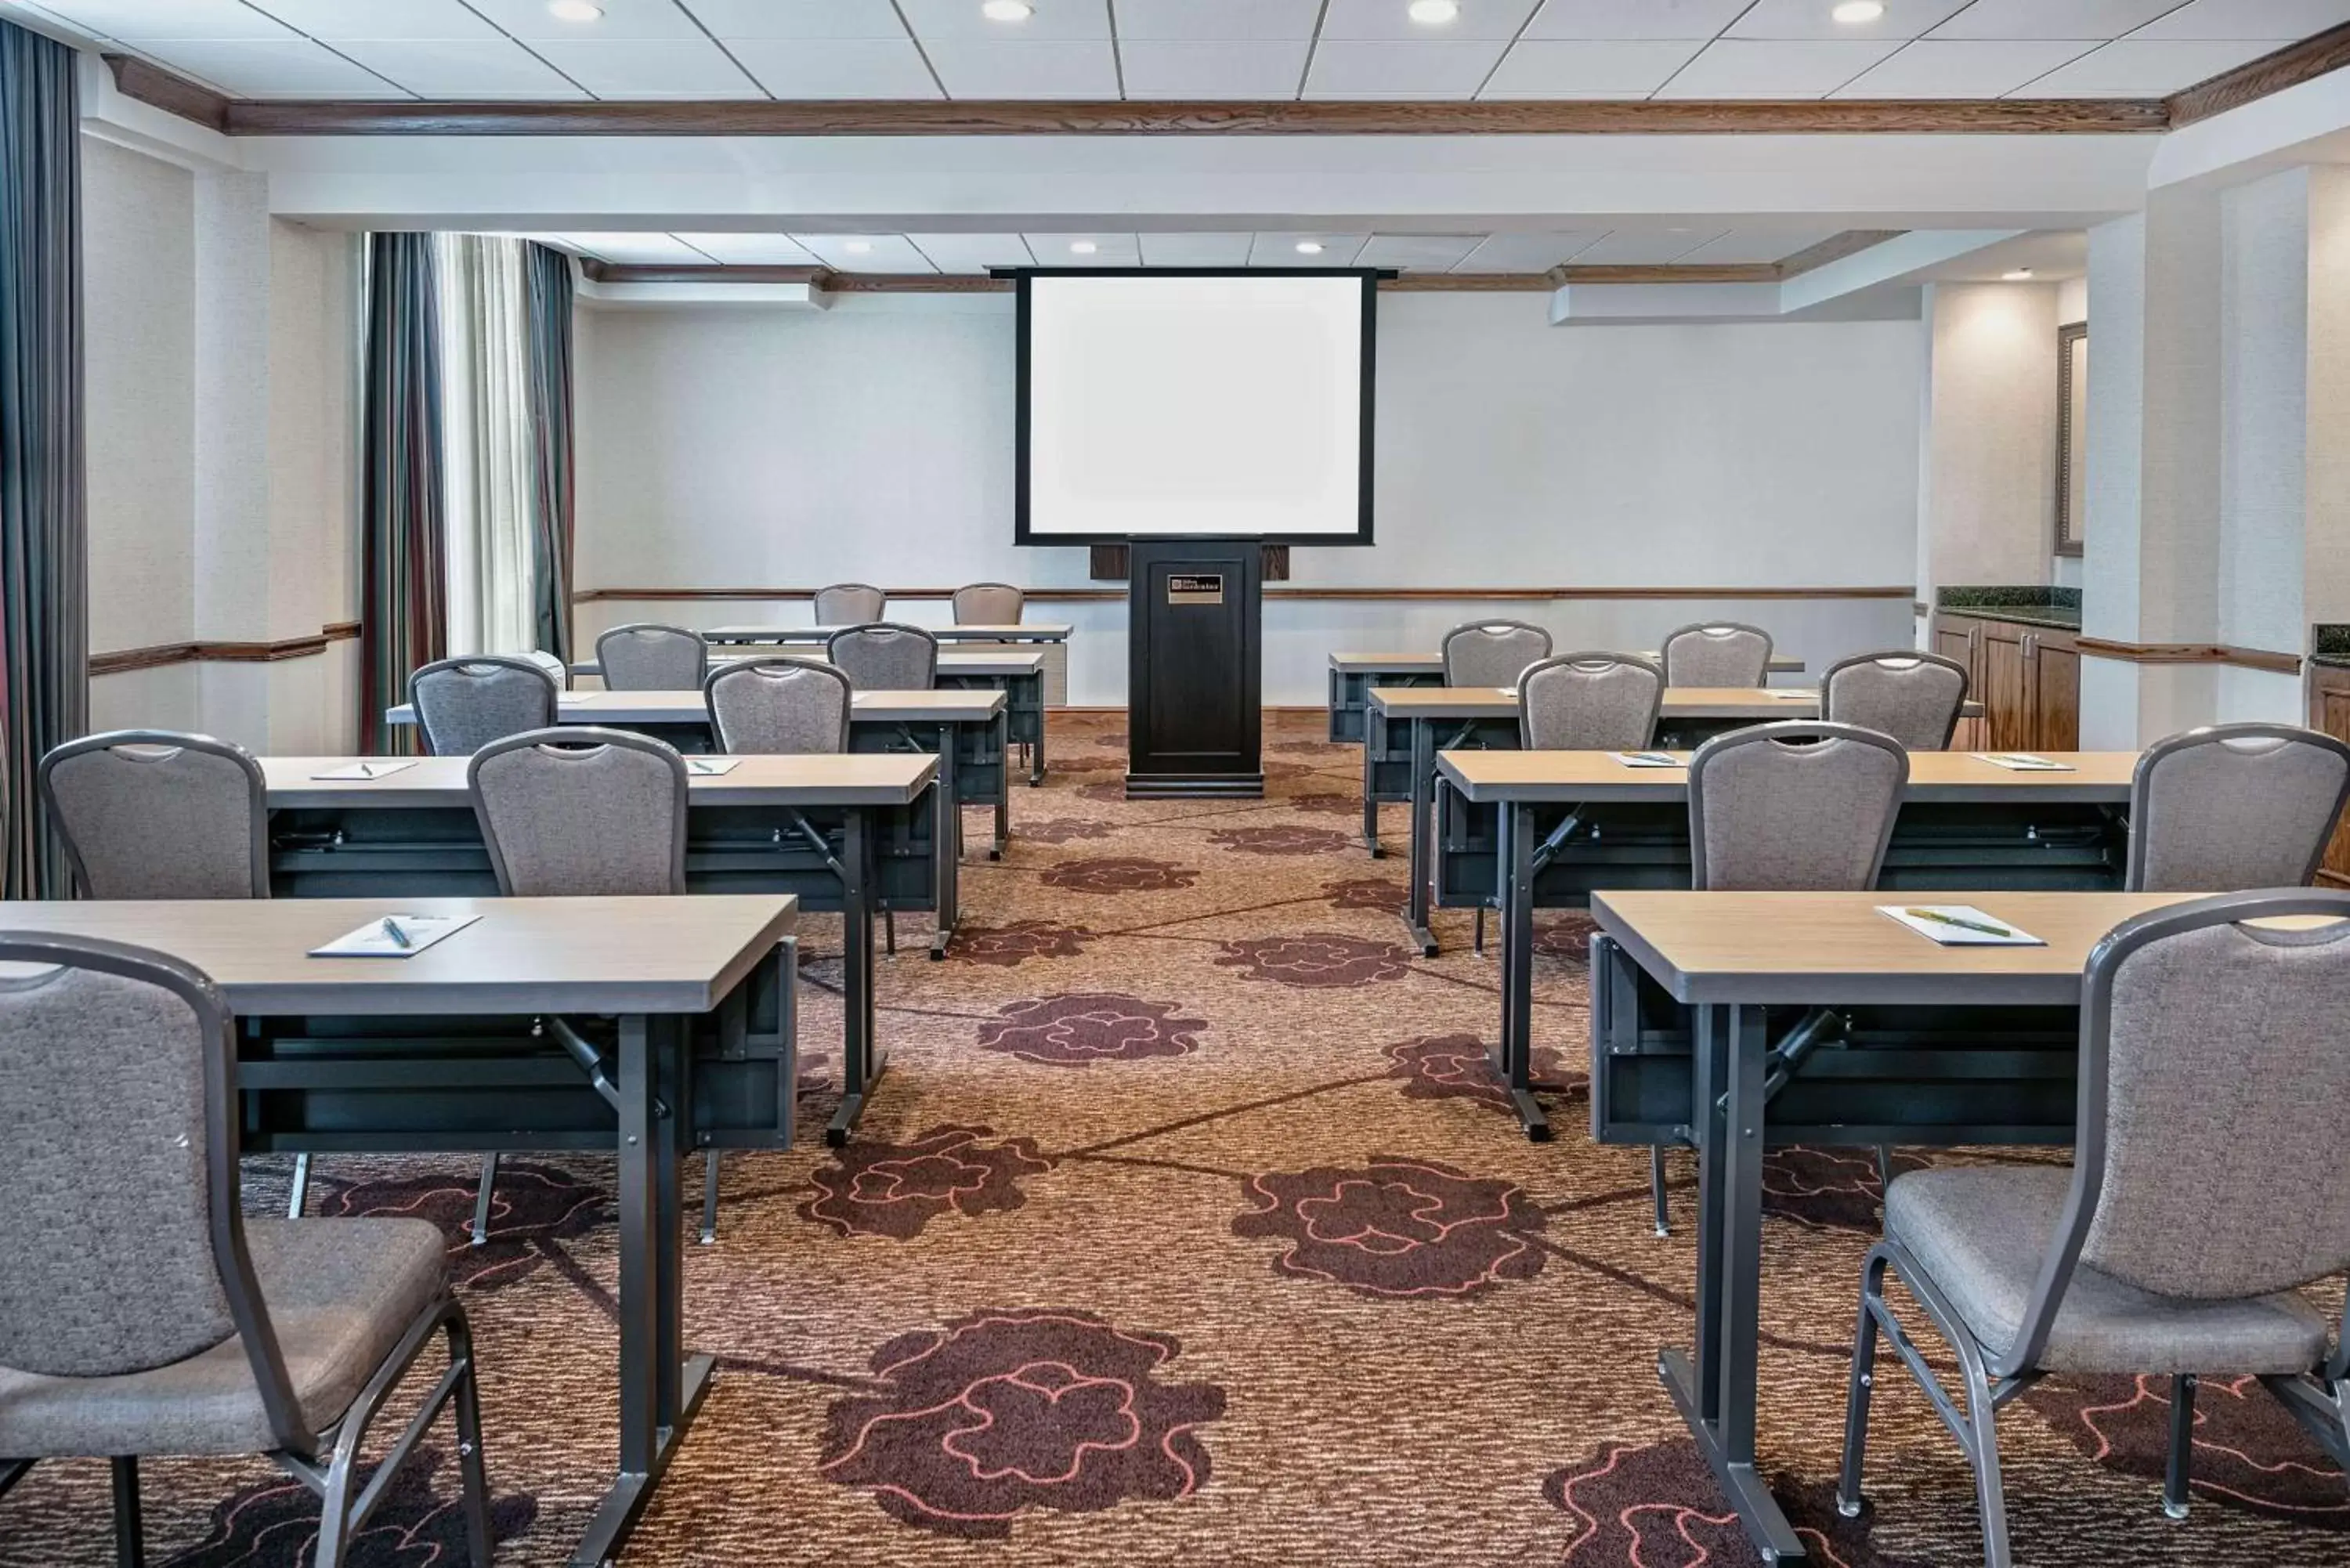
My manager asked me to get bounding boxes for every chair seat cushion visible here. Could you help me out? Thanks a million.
[0,1217,446,1458]
[1884,1167,2330,1376]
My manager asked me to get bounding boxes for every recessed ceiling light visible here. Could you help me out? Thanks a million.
[1295,240,1325,255]
[1408,0,1460,25]
[2003,268,2035,280]
[844,240,873,254]
[982,0,1033,20]
[547,0,602,21]
[1070,240,1098,255]
[1831,1,1885,22]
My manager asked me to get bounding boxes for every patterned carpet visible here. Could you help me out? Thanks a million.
[5,710,2348,1566]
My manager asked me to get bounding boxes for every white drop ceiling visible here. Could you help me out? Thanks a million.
[17,0,2346,102]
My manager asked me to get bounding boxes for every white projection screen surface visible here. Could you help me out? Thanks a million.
[1016,271,1376,544]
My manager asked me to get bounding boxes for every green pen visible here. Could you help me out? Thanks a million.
[1904,907,2015,938]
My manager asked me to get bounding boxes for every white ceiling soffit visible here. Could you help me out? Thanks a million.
[1550,226,2059,322]
[19,0,2346,103]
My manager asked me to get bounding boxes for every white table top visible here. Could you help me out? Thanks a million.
[385,688,1007,728]
[1370,686,1828,721]
[570,649,1046,680]
[1439,750,2138,805]
[704,623,1072,643]
[1330,651,1806,674]
[263,753,938,810]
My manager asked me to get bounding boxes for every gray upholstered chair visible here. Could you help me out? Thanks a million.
[1517,654,1664,751]
[596,623,707,692]
[813,583,886,625]
[827,623,939,692]
[952,583,1024,625]
[1646,722,1911,1235]
[40,731,269,900]
[1440,620,1553,689]
[705,658,852,755]
[524,649,569,691]
[2127,723,2350,892]
[1820,650,1970,750]
[1839,890,2350,1567]
[0,934,491,1568]
[1661,621,1774,688]
[408,655,559,757]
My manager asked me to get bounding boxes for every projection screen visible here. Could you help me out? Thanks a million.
[1014,269,1377,545]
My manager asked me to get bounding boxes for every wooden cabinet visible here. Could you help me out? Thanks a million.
[1931,611,2080,753]
[2308,663,2350,887]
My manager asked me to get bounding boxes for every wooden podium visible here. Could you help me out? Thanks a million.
[1124,538,1264,798]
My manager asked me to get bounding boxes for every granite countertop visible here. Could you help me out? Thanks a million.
[1933,586,2083,633]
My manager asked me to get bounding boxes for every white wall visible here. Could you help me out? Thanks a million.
[1915,282,2062,601]
[576,291,1923,704]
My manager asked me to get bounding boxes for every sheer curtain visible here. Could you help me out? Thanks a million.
[433,233,536,659]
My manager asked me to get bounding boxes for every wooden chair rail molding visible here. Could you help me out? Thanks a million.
[573,585,1916,605]
[2073,637,2304,676]
[91,621,361,678]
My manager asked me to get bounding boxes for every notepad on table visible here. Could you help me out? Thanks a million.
[1973,752,2074,771]
[1767,689,1813,700]
[310,761,418,781]
[1497,688,1518,699]
[1613,751,1683,769]
[685,757,741,776]
[1878,905,2045,947]
[309,914,479,959]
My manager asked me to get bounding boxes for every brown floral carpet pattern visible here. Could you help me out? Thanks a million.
[5,711,2345,1566]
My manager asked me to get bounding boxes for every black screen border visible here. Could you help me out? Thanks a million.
[1008,266,1380,548]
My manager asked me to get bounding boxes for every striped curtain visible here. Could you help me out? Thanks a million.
[522,242,575,663]
[0,20,88,898]
[360,233,446,753]
[435,233,536,659]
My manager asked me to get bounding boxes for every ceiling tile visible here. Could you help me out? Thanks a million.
[1480,39,1703,95]
[29,0,297,39]
[1654,38,1904,96]
[1304,39,1513,95]
[1453,230,1606,270]
[1672,226,1839,263]
[334,38,587,94]
[1112,0,1323,39]
[132,38,405,94]
[1137,233,1256,265]
[1022,232,1144,264]
[2023,36,2291,92]
[2129,0,2350,38]
[678,0,909,38]
[1523,0,1749,39]
[1358,233,1485,269]
[1925,1,2182,40]
[248,1,500,41]
[728,38,941,96]
[898,0,1112,40]
[529,37,761,95]
[465,0,703,42]
[793,234,938,269]
[1319,0,1542,41]
[1834,38,2102,96]
[922,40,1121,96]
[905,233,1037,271]
[1249,232,1370,263]
[1568,228,1726,263]
[1726,0,1972,40]
[1120,40,1310,96]
[669,233,823,264]
[560,232,717,263]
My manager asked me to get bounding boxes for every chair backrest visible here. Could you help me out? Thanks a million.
[40,731,269,900]
[705,658,852,755]
[1820,650,1969,751]
[1687,721,1909,891]
[1661,622,1774,688]
[952,583,1023,625]
[1441,620,1554,688]
[524,649,569,691]
[814,583,886,625]
[0,933,307,1447]
[409,656,559,757]
[826,623,939,692]
[596,623,707,692]
[1517,654,1663,751]
[466,727,689,897]
[2127,724,2350,892]
[1999,891,2350,1369]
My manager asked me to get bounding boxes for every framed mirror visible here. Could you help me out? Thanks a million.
[2055,321,2087,558]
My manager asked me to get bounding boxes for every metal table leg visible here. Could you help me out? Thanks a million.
[929,760,960,961]
[1361,708,1384,858]
[829,815,884,1146]
[1658,1004,1806,1566]
[1023,672,1047,786]
[1488,797,1549,1140]
[991,711,1010,858]
[1403,716,1439,956]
